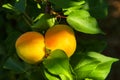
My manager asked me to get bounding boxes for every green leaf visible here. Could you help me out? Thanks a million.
[2,31,21,69]
[3,57,26,73]
[14,0,27,13]
[44,70,60,80]
[2,3,15,10]
[86,0,108,18]
[31,13,55,31]
[5,31,21,55]
[67,10,103,34]
[2,0,27,14]
[71,51,119,80]
[49,0,85,8]
[43,49,74,80]
[84,78,93,80]
[63,1,85,15]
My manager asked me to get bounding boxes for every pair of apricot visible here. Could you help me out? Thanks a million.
[15,25,76,64]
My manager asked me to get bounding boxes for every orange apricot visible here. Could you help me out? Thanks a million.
[15,31,45,64]
[45,24,76,57]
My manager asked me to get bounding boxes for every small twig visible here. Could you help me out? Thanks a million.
[44,1,66,19]
[22,15,32,26]
[23,12,33,23]
[56,15,67,18]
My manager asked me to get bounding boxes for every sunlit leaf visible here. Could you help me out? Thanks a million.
[2,0,26,14]
[37,3,41,9]
[43,49,74,80]
[49,0,85,8]
[85,78,93,80]
[32,13,55,31]
[67,10,103,34]
[63,1,85,15]
[2,3,15,11]
[44,70,60,80]
[71,51,119,80]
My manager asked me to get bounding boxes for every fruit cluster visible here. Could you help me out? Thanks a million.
[15,24,76,64]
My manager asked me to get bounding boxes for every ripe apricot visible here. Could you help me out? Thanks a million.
[15,31,45,64]
[45,24,76,57]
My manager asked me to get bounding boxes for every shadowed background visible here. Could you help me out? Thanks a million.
[99,0,120,80]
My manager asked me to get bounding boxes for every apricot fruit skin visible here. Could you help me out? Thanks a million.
[15,31,45,64]
[45,25,76,57]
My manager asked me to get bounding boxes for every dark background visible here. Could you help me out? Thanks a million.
[100,0,120,80]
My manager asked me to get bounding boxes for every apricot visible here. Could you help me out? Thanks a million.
[15,31,45,64]
[45,24,76,57]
